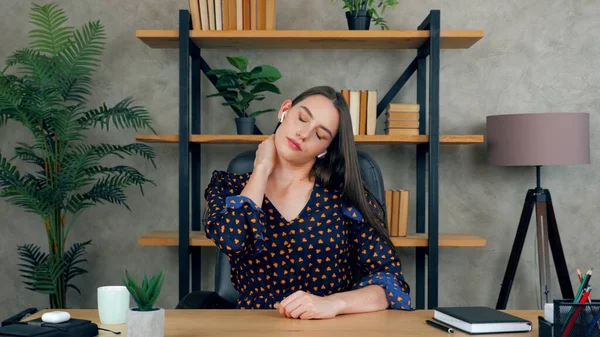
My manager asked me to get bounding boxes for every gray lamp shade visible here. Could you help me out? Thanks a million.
[486,112,590,166]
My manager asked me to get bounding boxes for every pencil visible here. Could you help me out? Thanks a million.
[562,288,591,337]
[574,269,592,303]
[578,269,593,304]
[562,269,592,331]
[581,269,600,334]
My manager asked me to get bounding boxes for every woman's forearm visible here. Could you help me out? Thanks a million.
[240,164,270,207]
[327,285,389,315]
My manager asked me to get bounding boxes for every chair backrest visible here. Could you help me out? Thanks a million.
[213,150,386,304]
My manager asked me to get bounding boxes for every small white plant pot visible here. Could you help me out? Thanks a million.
[126,307,165,337]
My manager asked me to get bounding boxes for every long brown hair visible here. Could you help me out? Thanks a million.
[274,86,394,248]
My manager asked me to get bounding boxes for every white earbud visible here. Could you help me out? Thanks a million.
[279,111,287,123]
[317,150,327,159]
[42,311,70,324]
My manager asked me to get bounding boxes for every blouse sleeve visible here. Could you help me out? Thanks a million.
[343,192,412,310]
[203,170,267,256]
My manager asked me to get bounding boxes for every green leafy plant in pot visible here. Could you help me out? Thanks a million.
[331,0,399,30]
[206,56,282,135]
[123,270,165,337]
[0,3,156,309]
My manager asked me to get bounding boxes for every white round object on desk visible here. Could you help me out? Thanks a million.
[41,311,71,323]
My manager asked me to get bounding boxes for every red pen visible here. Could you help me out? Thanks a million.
[562,288,591,337]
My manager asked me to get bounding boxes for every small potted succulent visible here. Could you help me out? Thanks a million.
[123,270,165,337]
[331,0,399,30]
[206,56,282,134]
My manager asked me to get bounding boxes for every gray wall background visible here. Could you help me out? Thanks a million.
[1,0,598,319]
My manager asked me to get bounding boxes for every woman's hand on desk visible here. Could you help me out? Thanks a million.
[274,291,343,320]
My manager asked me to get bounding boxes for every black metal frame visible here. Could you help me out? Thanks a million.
[176,9,442,309]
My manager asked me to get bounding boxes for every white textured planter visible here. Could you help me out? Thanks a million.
[126,307,165,337]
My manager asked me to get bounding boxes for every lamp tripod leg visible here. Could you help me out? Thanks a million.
[535,189,552,309]
[496,190,536,310]
[545,190,575,300]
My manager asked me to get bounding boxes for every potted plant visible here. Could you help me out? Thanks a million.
[206,56,282,135]
[123,270,165,337]
[0,3,157,309]
[331,0,399,30]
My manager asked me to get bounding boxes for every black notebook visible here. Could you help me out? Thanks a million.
[433,306,532,334]
[0,318,98,337]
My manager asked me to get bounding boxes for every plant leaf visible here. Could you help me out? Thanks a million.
[28,3,74,56]
[250,82,280,95]
[206,90,237,100]
[146,271,164,309]
[250,65,282,82]
[215,76,239,90]
[205,69,237,76]
[226,56,247,72]
[77,97,155,133]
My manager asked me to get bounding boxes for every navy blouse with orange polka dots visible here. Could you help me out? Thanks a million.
[203,170,412,310]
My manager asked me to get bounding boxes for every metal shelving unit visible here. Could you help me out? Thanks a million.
[135,8,485,310]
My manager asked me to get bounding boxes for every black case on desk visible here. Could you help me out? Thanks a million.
[539,299,600,337]
[0,318,98,337]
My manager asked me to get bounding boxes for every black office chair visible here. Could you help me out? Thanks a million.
[176,150,387,309]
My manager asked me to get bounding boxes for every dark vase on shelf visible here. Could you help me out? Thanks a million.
[346,10,371,30]
[235,116,256,135]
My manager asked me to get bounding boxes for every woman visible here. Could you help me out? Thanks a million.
[204,85,411,319]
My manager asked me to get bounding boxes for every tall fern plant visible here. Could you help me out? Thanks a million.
[0,3,157,309]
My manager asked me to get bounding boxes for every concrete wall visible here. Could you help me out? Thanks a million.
[1,0,598,318]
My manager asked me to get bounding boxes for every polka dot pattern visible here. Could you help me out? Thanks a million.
[204,170,412,310]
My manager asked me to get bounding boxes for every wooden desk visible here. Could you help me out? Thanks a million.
[27,309,541,337]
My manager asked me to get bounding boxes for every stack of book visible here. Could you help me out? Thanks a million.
[384,190,409,237]
[188,0,276,31]
[385,104,420,136]
[340,90,377,136]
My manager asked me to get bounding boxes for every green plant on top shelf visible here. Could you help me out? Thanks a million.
[206,56,281,134]
[331,0,399,30]
[123,270,165,311]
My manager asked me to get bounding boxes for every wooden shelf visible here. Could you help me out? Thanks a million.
[138,231,486,248]
[136,29,484,50]
[135,134,483,145]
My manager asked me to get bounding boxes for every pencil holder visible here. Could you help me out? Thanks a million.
[538,316,553,337]
[549,299,600,337]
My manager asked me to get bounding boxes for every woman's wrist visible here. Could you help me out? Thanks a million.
[253,162,272,177]
[251,164,272,185]
[325,293,348,316]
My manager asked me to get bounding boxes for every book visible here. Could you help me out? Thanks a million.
[398,190,408,236]
[215,0,223,30]
[391,190,400,236]
[366,91,377,135]
[349,90,360,135]
[385,190,392,234]
[385,128,419,136]
[189,0,201,30]
[207,0,215,30]
[199,0,210,30]
[265,0,275,29]
[257,0,266,30]
[359,90,367,135]
[433,306,532,334]
[388,103,419,112]
[236,0,243,30]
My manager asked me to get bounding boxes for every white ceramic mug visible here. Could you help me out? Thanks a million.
[97,286,130,325]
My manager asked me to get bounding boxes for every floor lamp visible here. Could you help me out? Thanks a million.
[486,112,590,310]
